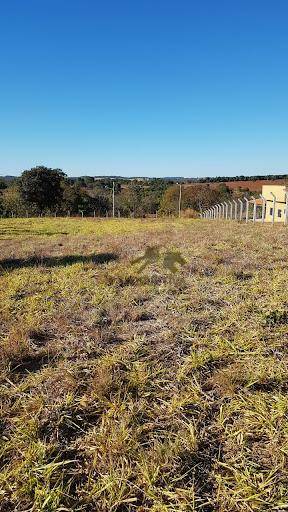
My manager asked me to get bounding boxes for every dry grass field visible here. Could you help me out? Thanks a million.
[1,217,288,511]
[185,178,288,193]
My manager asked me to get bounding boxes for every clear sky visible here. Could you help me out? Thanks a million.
[1,0,288,177]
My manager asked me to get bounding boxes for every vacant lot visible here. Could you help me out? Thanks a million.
[1,218,288,511]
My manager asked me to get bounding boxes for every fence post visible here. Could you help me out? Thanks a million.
[251,196,257,223]
[112,181,115,218]
[224,202,228,220]
[270,192,276,226]
[178,183,182,218]
[228,201,231,220]
[233,199,238,220]
[221,203,225,218]
[285,190,288,226]
[238,199,243,221]
[260,194,266,224]
[244,197,249,223]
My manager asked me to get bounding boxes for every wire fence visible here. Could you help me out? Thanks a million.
[201,192,288,225]
[0,210,160,220]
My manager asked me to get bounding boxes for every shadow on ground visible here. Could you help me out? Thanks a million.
[0,252,118,271]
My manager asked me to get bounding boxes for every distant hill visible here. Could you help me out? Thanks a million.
[0,175,17,181]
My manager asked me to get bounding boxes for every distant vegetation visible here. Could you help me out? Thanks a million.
[0,167,287,218]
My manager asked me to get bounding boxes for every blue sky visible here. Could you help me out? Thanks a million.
[1,0,288,177]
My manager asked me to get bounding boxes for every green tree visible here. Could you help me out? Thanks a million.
[61,183,84,213]
[159,184,232,215]
[1,186,32,216]
[20,166,66,213]
[0,178,7,190]
[85,193,110,215]
[115,185,144,217]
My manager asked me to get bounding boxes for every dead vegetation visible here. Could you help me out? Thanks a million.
[1,218,288,511]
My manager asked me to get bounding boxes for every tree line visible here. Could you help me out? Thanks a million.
[0,166,256,218]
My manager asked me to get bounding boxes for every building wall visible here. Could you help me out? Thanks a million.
[262,185,287,222]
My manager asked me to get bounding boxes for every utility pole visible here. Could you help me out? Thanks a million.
[112,181,115,218]
[178,183,182,218]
